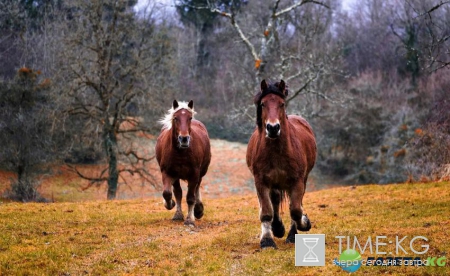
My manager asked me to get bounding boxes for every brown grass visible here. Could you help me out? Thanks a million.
[1,139,449,275]
[1,182,449,275]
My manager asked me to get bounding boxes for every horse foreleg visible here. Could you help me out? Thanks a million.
[289,181,311,234]
[162,173,175,210]
[257,183,277,249]
[172,179,184,221]
[194,179,204,219]
[184,180,197,226]
[270,189,285,238]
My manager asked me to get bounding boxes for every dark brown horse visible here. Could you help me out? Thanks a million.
[246,80,317,248]
[155,100,211,226]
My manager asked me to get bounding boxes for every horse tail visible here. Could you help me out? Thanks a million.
[280,190,288,212]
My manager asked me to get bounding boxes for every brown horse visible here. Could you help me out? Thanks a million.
[155,100,211,226]
[246,79,317,248]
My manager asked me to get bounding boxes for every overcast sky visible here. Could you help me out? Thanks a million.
[134,0,358,18]
[134,0,176,14]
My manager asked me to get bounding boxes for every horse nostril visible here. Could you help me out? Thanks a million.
[266,124,280,133]
[178,135,190,144]
[274,124,280,132]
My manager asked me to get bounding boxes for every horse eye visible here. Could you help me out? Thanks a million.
[173,117,178,121]
[280,103,285,108]
[261,103,265,108]
[189,118,192,121]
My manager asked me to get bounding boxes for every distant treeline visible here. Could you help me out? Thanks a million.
[0,0,449,201]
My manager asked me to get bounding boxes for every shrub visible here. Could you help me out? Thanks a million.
[4,178,47,202]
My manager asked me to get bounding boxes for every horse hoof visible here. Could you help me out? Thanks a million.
[260,238,277,249]
[286,234,296,244]
[194,202,204,219]
[164,199,176,210]
[298,214,311,231]
[272,219,285,238]
[184,219,195,227]
[172,212,184,221]
[286,224,297,243]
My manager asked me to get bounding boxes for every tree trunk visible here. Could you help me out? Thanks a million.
[104,127,119,200]
[17,162,25,184]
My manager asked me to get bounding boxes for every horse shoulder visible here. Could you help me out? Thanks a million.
[191,119,212,160]
[288,115,314,136]
[192,119,207,132]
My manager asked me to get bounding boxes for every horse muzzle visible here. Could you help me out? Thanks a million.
[178,135,191,148]
[266,123,281,139]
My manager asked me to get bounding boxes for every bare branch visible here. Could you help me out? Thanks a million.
[209,7,260,61]
[274,0,330,17]
[413,0,450,18]
[66,164,108,187]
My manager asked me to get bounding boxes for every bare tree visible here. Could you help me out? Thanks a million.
[411,0,450,72]
[61,0,173,199]
[198,0,337,99]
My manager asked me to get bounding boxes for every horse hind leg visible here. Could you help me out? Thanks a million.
[194,180,204,219]
[172,179,184,221]
[270,189,285,238]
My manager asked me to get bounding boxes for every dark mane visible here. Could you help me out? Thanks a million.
[254,81,289,129]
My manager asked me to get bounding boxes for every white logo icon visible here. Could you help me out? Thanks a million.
[303,237,319,262]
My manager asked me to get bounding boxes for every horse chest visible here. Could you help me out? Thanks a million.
[257,149,299,187]
[164,151,199,179]
[263,168,288,186]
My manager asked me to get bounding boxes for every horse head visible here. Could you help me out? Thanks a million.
[255,79,288,139]
[171,100,194,148]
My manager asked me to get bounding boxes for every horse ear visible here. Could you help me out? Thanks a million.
[188,100,194,109]
[261,79,268,91]
[173,100,179,109]
[279,80,286,95]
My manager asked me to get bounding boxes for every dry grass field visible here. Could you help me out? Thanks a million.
[1,181,449,275]
[0,139,449,275]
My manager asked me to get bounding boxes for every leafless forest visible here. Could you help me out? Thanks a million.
[1,0,449,201]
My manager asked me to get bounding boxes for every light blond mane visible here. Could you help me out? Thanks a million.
[159,101,196,130]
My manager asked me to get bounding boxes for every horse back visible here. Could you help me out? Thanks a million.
[288,115,316,173]
[191,119,212,175]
